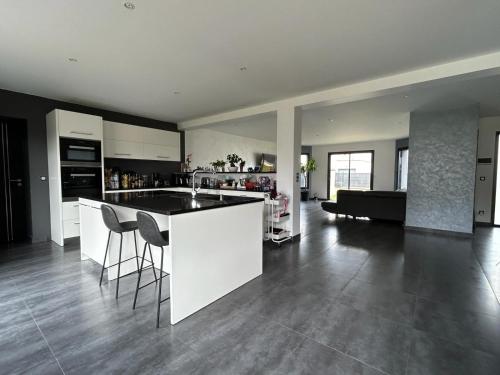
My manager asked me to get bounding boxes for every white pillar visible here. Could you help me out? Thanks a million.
[276,104,302,237]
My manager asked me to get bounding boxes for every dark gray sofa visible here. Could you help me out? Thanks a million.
[321,190,406,222]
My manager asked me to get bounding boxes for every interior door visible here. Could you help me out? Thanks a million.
[0,118,28,243]
[0,122,8,243]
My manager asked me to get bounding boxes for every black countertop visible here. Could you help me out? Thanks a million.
[82,191,264,216]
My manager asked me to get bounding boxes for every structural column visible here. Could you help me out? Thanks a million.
[276,104,302,237]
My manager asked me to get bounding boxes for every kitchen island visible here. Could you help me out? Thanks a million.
[79,191,264,324]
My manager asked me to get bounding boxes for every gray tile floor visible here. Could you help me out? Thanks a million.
[1,201,500,374]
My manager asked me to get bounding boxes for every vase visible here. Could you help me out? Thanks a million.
[228,166,238,172]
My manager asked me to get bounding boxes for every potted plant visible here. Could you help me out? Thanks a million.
[210,160,226,172]
[227,154,241,172]
[300,158,317,201]
[239,159,246,172]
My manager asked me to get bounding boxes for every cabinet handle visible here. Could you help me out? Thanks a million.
[70,131,93,136]
[114,153,132,156]
[74,222,80,225]
[73,204,79,207]
[157,155,170,159]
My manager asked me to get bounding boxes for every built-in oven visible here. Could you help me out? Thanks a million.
[61,166,102,199]
[60,138,101,165]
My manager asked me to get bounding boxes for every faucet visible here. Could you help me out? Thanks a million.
[192,169,216,198]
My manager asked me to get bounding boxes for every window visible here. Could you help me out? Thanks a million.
[328,151,374,201]
[300,153,309,189]
[397,148,409,190]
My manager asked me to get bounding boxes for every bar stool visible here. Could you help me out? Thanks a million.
[133,211,170,328]
[99,204,149,299]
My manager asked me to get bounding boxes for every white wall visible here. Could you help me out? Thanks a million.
[185,128,276,168]
[310,140,396,199]
[475,116,500,223]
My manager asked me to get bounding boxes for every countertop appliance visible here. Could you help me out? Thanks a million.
[60,137,101,165]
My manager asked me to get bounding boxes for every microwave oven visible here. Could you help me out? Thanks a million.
[60,137,101,166]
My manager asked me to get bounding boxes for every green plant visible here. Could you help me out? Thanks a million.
[210,160,226,170]
[300,158,317,174]
[227,153,242,167]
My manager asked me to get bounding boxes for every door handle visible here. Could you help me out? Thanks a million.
[70,131,93,136]
[9,179,22,183]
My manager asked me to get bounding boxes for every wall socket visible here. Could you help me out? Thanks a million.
[478,210,485,215]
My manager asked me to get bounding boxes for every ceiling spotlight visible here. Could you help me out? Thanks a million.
[68,57,78,62]
[403,95,409,99]
[173,91,181,95]
[123,2,136,10]
[328,118,334,123]
[239,66,247,71]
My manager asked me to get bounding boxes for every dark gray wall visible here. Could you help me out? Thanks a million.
[406,106,479,234]
[394,138,409,190]
[0,89,180,242]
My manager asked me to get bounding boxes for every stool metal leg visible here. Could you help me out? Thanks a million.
[133,242,148,309]
[133,230,139,270]
[115,233,123,299]
[157,246,164,328]
[148,243,158,282]
[99,231,111,286]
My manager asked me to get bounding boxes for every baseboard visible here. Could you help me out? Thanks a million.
[404,225,473,238]
[474,221,493,227]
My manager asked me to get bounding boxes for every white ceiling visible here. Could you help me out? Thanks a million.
[1,1,500,123]
[200,73,500,145]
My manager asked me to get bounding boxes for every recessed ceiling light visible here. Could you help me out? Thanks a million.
[404,95,409,98]
[123,2,135,10]
[68,57,78,62]
[173,91,181,95]
[328,118,334,123]
[239,66,247,71]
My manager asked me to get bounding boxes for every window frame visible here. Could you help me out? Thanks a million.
[300,152,310,189]
[327,150,374,200]
[396,147,409,190]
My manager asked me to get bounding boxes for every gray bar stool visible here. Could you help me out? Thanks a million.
[99,204,156,299]
[133,211,170,328]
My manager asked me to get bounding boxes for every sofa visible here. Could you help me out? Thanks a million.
[321,190,406,222]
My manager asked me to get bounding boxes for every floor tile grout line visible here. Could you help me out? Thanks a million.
[274,321,392,375]
[21,299,67,375]
[404,256,423,375]
[471,247,500,306]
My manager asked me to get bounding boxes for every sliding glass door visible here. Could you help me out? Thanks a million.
[328,151,374,201]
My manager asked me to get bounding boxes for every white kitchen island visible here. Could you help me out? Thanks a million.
[79,191,263,325]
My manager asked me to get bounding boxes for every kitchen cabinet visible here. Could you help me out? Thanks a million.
[63,218,80,239]
[142,143,180,161]
[102,121,180,161]
[58,110,103,140]
[62,201,80,221]
[79,201,108,263]
[103,121,143,142]
[142,128,180,147]
[104,139,143,159]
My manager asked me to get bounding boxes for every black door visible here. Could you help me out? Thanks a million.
[0,118,28,243]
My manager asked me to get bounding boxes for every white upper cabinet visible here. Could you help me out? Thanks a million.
[142,128,180,147]
[103,121,144,142]
[57,110,103,140]
[102,121,180,161]
[142,144,179,161]
[104,139,144,159]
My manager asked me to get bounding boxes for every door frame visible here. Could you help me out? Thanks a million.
[327,150,374,200]
[491,132,500,225]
